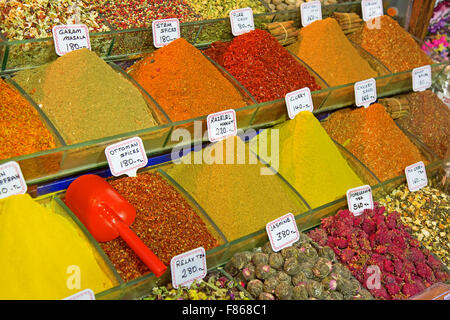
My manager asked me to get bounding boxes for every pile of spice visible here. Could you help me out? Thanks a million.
[385,90,449,159]
[308,205,450,300]
[99,172,220,282]
[349,15,433,73]
[142,271,250,300]
[94,0,198,30]
[0,78,56,160]
[0,0,109,40]
[14,49,158,144]
[251,111,364,209]
[184,0,267,20]
[204,29,321,103]
[378,184,449,267]
[0,194,116,299]
[225,234,374,300]
[322,103,426,182]
[164,136,309,241]
[127,38,248,122]
[287,18,377,87]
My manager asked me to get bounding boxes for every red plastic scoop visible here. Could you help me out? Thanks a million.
[65,174,167,277]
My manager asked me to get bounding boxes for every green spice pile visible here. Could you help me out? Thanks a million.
[378,184,450,267]
[224,234,374,300]
[142,271,250,300]
[391,90,450,159]
[100,172,220,282]
[94,0,198,30]
[0,0,109,40]
[185,0,267,19]
[14,49,158,144]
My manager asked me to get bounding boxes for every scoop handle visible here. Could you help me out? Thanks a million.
[113,220,167,277]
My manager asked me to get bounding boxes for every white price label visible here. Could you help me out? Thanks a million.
[354,78,377,108]
[152,18,180,48]
[405,161,428,192]
[63,289,95,300]
[52,24,91,56]
[285,87,314,119]
[266,213,299,252]
[361,0,384,22]
[301,1,322,27]
[207,109,237,142]
[230,8,255,36]
[0,161,27,200]
[347,185,374,216]
[105,137,148,178]
[170,247,207,289]
[444,293,450,300]
[412,65,432,92]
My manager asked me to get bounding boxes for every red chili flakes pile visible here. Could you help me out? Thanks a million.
[100,172,219,282]
[204,29,321,103]
[95,0,198,30]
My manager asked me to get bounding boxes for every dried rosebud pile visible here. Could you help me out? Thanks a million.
[224,234,373,300]
[308,205,450,300]
[142,271,250,300]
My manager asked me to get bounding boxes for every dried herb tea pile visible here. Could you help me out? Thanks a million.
[127,38,248,122]
[99,172,219,282]
[0,78,56,160]
[379,184,449,267]
[391,90,450,159]
[349,15,433,73]
[288,18,377,87]
[185,0,267,19]
[225,234,374,300]
[322,103,426,182]
[142,271,250,300]
[204,29,321,103]
[14,49,158,144]
[309,205,450,300]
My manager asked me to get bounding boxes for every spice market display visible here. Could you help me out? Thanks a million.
[0,0,448,302]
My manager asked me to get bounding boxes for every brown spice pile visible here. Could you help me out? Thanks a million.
[100,172,219,282]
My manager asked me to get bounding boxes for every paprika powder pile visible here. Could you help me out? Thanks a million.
[204,29,321,103]
[127,38,248,122]
[322,103,427,182]
[288,18,378,87]
[0,78,56,160]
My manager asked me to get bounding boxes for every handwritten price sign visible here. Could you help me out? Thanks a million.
[230,8,255,36]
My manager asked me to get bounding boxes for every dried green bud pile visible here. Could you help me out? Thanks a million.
[379,184,450,267]
[224,234,373,300]
[141,271,250,300]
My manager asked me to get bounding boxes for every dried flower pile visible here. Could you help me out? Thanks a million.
[225,234,374,300]
[378,184,449,267]
[309,205,450,300]
[142,271,250,300]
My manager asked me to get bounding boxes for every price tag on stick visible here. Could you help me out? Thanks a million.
[301,1,322,27]
[355,78,377,108]
[285,87,314,119]
[105,137,148,178]
[152,18,180,48]
[347,185,374,216]
[266,213,300,252]
[361,0,384,21]
[230,8,255,36]
[52,24,91,56]
[171,247,207,289]
[207,109,237,142]
[63,289,95,300]
[412,65,432,92]
[405,161,428,192]
[0,161,27,200]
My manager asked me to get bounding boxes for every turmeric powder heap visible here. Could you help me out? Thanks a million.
[288,18,377,87]
[251,112,364,209]
[0,194,116,299]
[0,78,56,160]
[322,104,427,182]
[127,38,248,122]
[350,15,433,73]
